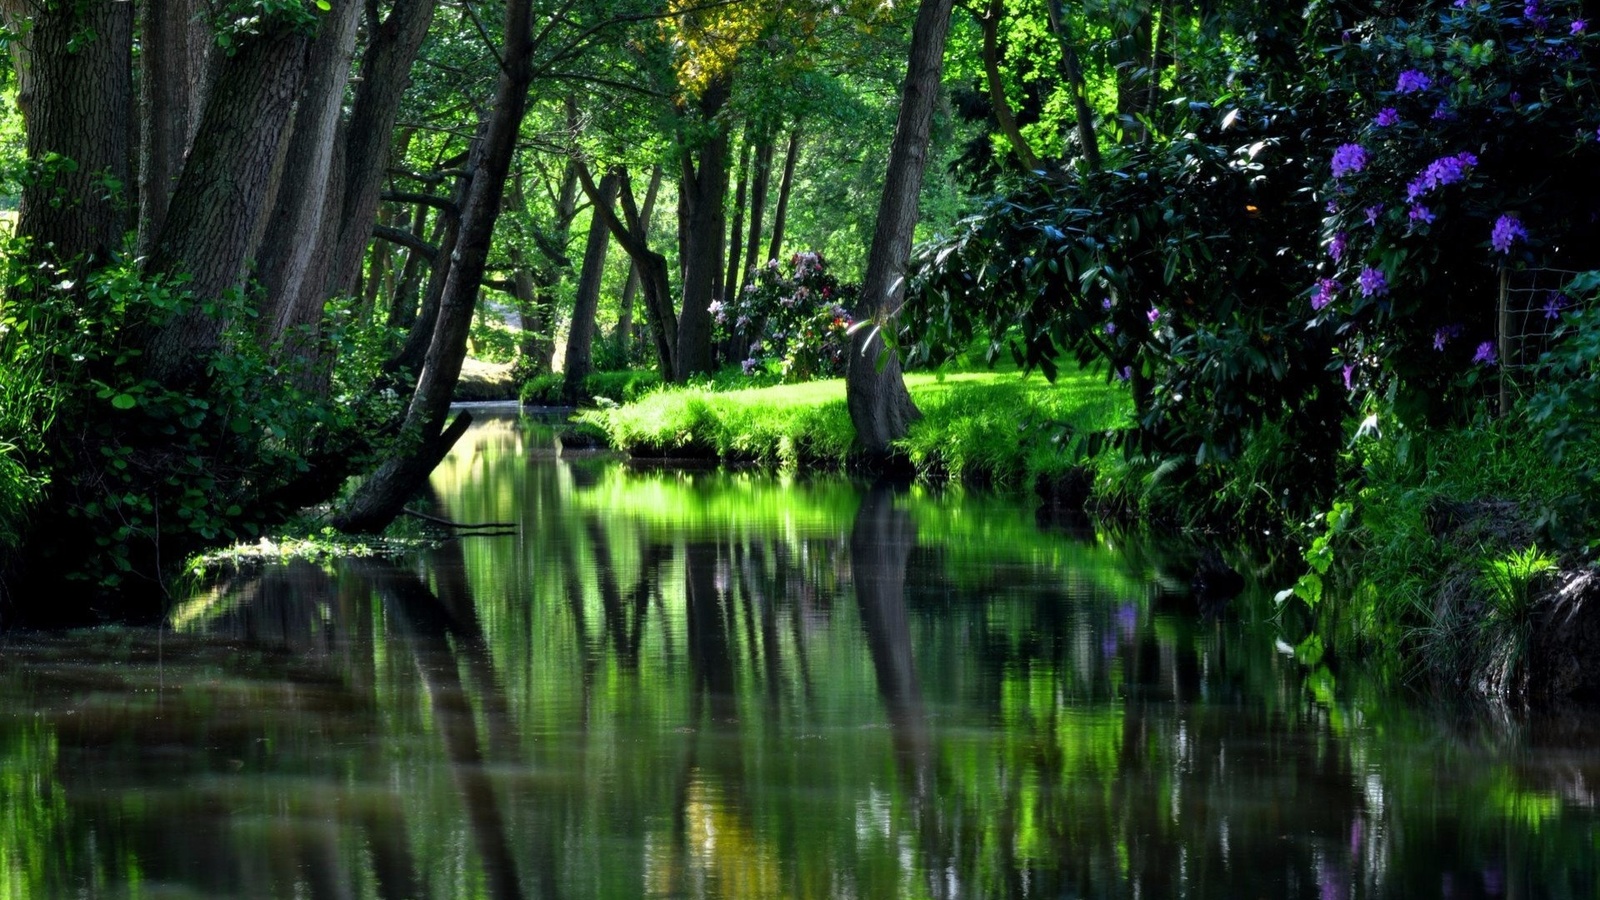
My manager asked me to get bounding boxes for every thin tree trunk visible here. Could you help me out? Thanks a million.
[578,160,677,380]
[740,137,774,296]
[142,27,311,388]
[334,0,534,534]
[724,139,751,309]
[614,163,662,360]
[979,0,1039,172]
[562,169,619,400]
[1046,0,1101,170]
[847,0,953,455]
[766,129,801,267]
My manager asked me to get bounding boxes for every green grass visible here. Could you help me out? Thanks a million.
[580,367,1133,486]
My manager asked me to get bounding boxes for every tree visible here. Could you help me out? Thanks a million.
[845,0,955,455]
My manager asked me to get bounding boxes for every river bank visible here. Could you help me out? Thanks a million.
[579,372,1600,705]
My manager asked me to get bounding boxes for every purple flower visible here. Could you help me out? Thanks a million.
[1432,101,1457,121]
[1396,69,1433,93]
[1473,341,1498,366]
[1407,152,1477,200]
[1312,278,1341,311]
[742,357,761,374]
[1331,143,1369,179]
[1342,364,1355,390]
[1105,322,1117,335]
[1329,231,1349,263]
[1101,297,1113,310]
[1453,0,1470,7]
[1365,204,1384,225]
[1374,107,1401,127]
[1115,366,1133,381]
[1326,199,1340,215]
[1491,215,1528,253]
[1358,266,1389,297]
[1146,307,1161,324]
[1510,91,1522,105]
[1434,323,1464,350]
[1573,19,1588,35]
[1409,204,1436,225]
[1543,292,1569,319]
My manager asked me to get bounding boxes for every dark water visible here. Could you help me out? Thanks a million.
[3,414,1598,899]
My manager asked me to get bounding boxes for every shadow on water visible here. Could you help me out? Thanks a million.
[1,412,1598,898]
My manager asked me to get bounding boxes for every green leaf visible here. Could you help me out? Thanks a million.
[111,393,138,410]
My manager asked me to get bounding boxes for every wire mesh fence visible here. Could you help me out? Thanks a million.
[1500,266,1584,371]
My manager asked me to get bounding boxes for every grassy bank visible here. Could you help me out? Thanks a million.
[579,367,1133,487]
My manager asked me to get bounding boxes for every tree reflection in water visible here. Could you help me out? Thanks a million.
[0,414,1598,897]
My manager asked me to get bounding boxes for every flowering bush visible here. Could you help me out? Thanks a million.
[1312,0,1600,420]
[713,251,858,382]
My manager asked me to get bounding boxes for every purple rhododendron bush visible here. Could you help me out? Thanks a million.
[901,0,1600,694]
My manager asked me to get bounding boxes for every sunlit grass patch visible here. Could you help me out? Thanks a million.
[581,366,1133,486]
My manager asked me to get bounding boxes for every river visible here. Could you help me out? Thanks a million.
[1,411,1596,898]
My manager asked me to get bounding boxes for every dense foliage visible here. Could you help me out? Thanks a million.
[714,251,857,381]
[904,0,1600,526]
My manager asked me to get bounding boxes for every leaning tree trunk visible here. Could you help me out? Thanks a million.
[765,129,801,268]
[141,26,311,389]
[738,136,774,297]
[614,164,663,361]
[256,0,363,364]
[334,0,534,534]
[979,0,1039,172]
[578,161,677,379]
[10,0,133,279]
[846,0,954,456]
[1047,0,1102,171]
[561,169,620,400]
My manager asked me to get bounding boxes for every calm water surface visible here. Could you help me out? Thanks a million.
[2,413,1598,899]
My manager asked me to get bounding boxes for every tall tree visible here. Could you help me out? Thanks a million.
[562,169,620,399]
[334,0,536,533]
[845,0,955,455]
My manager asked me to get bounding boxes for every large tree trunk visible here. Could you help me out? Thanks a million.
[334,0,534,534]
[325,0,439,303]
[614,164,663,362]
[137,0,206,256]
[142,27,312,388]
[256,0,364,359]
[562,169,620,400]
[673,74,732,381]
[765,129,801,267]
[846,0,953,455]
[10,0,133,277]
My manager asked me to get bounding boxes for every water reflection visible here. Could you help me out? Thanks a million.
[0,413,1597,898]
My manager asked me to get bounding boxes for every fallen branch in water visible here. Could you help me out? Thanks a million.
[402,509,517,530]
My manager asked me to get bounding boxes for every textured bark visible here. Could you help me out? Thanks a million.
[578,161,677,379]
[674,74,732,381]
[326,0,439,302]
[142,28,312,388]
[847,0,954,455]
[334,0,534,534]
[979,0,1039,172]
[11,0,133,276]
[614,163,662,360]
[766,129,801,266]
[256,0,363,353]
[138,0,205,255]
[561,169,619,400]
